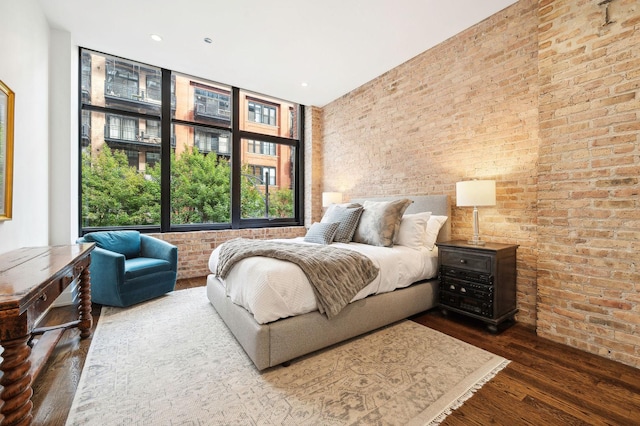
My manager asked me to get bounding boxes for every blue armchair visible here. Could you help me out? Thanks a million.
[77,231,178,307]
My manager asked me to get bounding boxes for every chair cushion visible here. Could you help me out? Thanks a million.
[84,231,141,259]
[125,257,173,280]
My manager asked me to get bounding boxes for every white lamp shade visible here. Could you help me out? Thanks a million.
[456,180,496,207]
[322,192,343,207]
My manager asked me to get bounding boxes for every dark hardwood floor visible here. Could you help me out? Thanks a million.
[413,313,640,426]
[27,277,640,425]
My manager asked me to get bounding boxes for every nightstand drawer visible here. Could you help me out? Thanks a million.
[440,250,492,273]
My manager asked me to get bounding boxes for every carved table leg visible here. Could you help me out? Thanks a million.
[77,262,93,339]
[0,335,33,426]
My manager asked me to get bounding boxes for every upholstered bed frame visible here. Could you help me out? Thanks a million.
[206,195,450,370]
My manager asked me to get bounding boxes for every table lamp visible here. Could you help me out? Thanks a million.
[322,192,343,207]
[456,180,496,245]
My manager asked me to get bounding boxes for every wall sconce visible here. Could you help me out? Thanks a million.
[456,180,496,245]
[322,192,343,207]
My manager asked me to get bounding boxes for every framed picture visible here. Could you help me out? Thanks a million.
[0,79,14,221]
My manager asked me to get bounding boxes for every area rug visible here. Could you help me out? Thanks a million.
[66,287,509,425]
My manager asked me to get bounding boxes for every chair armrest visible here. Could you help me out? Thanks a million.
[86,246,126,306]
[90,246,126,282]
[140,235,178,272]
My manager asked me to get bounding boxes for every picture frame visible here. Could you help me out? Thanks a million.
[0,79,14,221]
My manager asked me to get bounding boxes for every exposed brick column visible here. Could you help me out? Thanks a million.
[537,0,640,367]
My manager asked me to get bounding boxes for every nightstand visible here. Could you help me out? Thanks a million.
[436,240,518,333]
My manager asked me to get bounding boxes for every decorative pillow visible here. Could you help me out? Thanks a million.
[394,212,432,249]
[83,230,141,259]
[304,222,339,245]
[424,215,448,250]
[353,199,413,247]
[322,205,364,243]
[321,202,362,223]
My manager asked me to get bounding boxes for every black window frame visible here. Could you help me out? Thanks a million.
[78,48,304,235]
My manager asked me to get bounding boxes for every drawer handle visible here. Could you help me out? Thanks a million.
[460,259,467,264]
[39,293,48,302]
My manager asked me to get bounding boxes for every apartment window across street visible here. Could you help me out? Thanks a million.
[79,48,303,234]
[194,128,231,156]
[106,115,137,141]
[106,60,139,100]
[248,100,277,126]
[247,140,276,156]
[194,87,231,122]
[247,165,276,186]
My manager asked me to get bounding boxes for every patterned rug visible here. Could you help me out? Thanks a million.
[66,287,508,425]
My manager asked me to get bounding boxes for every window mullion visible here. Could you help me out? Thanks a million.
[160,68,172,232]
[231,87,241,228]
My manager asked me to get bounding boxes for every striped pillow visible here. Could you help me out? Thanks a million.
[304,222,340,245]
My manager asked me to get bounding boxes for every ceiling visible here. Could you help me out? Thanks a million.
[38,0,517,107]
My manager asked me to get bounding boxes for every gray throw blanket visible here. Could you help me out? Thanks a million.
[215,238,380,319]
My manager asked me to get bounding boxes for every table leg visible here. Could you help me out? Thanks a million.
[0,335,33,426]
[77,262,93,339]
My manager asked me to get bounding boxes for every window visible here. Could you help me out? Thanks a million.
[241,137,294,219]
[247,140,276,156]
[124,149,139,169]
[248,101,277,126]
[146,75,161,102]
[246,165,276,185]
[146,152,160,169]
[194,128,231,156]
[106,115,137,141]
[105,60,139,100]
[80,48,303,233]
[194,87,231,122]
[145,119,160,140]
[263,167,276,186]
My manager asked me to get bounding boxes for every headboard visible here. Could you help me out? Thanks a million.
[350,195,451,243]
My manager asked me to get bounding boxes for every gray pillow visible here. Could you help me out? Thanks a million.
[304,222,339,245]
[320,202,362,223]
[353,199,413,247]
[323,205,364,243]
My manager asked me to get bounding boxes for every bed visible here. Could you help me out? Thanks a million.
[206,195,450,370]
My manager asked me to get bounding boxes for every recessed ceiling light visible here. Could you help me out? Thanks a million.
[301,82,308,87]
[150,34,163,42]
[204,37,213,44]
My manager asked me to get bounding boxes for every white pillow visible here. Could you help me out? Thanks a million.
[424,215,448,250]
[394,212,432,249]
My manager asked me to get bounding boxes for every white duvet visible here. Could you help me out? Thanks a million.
[208,237,438,324]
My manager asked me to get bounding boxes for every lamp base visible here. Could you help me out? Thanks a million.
[467,238,486,246]
[468,206,486,245]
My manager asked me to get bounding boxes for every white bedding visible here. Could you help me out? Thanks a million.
[208,237,439,324]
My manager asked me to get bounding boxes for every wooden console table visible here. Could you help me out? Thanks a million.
[0,244,94,426]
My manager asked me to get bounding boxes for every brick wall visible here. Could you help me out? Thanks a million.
[151,227,306,279]
[319,0,540,324]
[305,105,324,226]
[537,0,640,367]
[317,0,640,368]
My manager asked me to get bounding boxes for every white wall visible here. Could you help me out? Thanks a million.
[49,30,78,245]
[0,0,50,254]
